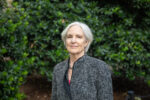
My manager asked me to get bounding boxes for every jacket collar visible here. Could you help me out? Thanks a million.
[62,53,88,76]
[67,53,87,66]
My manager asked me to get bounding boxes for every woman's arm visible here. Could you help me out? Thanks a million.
[96,63,113,100]
[51,71,57,100]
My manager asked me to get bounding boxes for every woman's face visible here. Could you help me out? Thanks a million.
[65,25,88,55]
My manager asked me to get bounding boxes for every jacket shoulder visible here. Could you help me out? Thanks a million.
[53,60,67,72]
[85,56,112,74]
[86,56,107,66]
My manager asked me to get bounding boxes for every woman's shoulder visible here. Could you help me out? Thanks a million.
[85,55,112,74]
[53,59,68,72]
[86,55,107,66]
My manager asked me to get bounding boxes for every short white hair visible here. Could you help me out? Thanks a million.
[61,21,93,52]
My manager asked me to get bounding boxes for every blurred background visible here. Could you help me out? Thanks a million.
[0,0,150,100]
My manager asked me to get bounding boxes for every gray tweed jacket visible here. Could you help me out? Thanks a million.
[51,54,113,100]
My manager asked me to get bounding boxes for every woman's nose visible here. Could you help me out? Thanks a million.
[71,37,76,43]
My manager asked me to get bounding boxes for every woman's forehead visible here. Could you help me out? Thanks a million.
[67,25,84,35]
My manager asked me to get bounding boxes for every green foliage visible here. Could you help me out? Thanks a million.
[0,0,150,99]
[92,0,150,82]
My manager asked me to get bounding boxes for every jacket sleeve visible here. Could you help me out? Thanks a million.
[51,70,57,100]
[96,63,113,100]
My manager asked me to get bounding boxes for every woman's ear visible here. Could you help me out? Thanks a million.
[85,40,89,47]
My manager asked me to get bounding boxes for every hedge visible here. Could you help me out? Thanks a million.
[0,0,150,99]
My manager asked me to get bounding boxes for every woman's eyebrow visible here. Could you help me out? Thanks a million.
[76,34,82,36]
[67,34,72,36]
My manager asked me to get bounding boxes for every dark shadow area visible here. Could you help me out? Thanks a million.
[20,75,51,100]
[113,77,150,100]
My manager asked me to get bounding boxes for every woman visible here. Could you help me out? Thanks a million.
[51,22,113,100]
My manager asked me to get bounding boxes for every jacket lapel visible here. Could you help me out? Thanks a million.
[63,58,72,100]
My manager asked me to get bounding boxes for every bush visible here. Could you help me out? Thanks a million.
[0,4,29,99]
[0,0,150,99]
[92,0,150,81]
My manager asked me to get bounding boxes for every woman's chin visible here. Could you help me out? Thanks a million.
[69,51,84,56]
[69,52,79,55]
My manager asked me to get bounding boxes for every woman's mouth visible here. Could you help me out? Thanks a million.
[71,46,78,48]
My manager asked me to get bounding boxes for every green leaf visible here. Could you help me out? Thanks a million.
[1,48,7,54]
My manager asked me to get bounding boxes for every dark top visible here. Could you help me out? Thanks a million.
[51,54,113,100]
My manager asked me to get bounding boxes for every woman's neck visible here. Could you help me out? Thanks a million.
[69,52,85,66]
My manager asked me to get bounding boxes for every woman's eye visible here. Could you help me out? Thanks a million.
[67,36,72,39]
[77,36,82,38]
[67,36,72,38]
